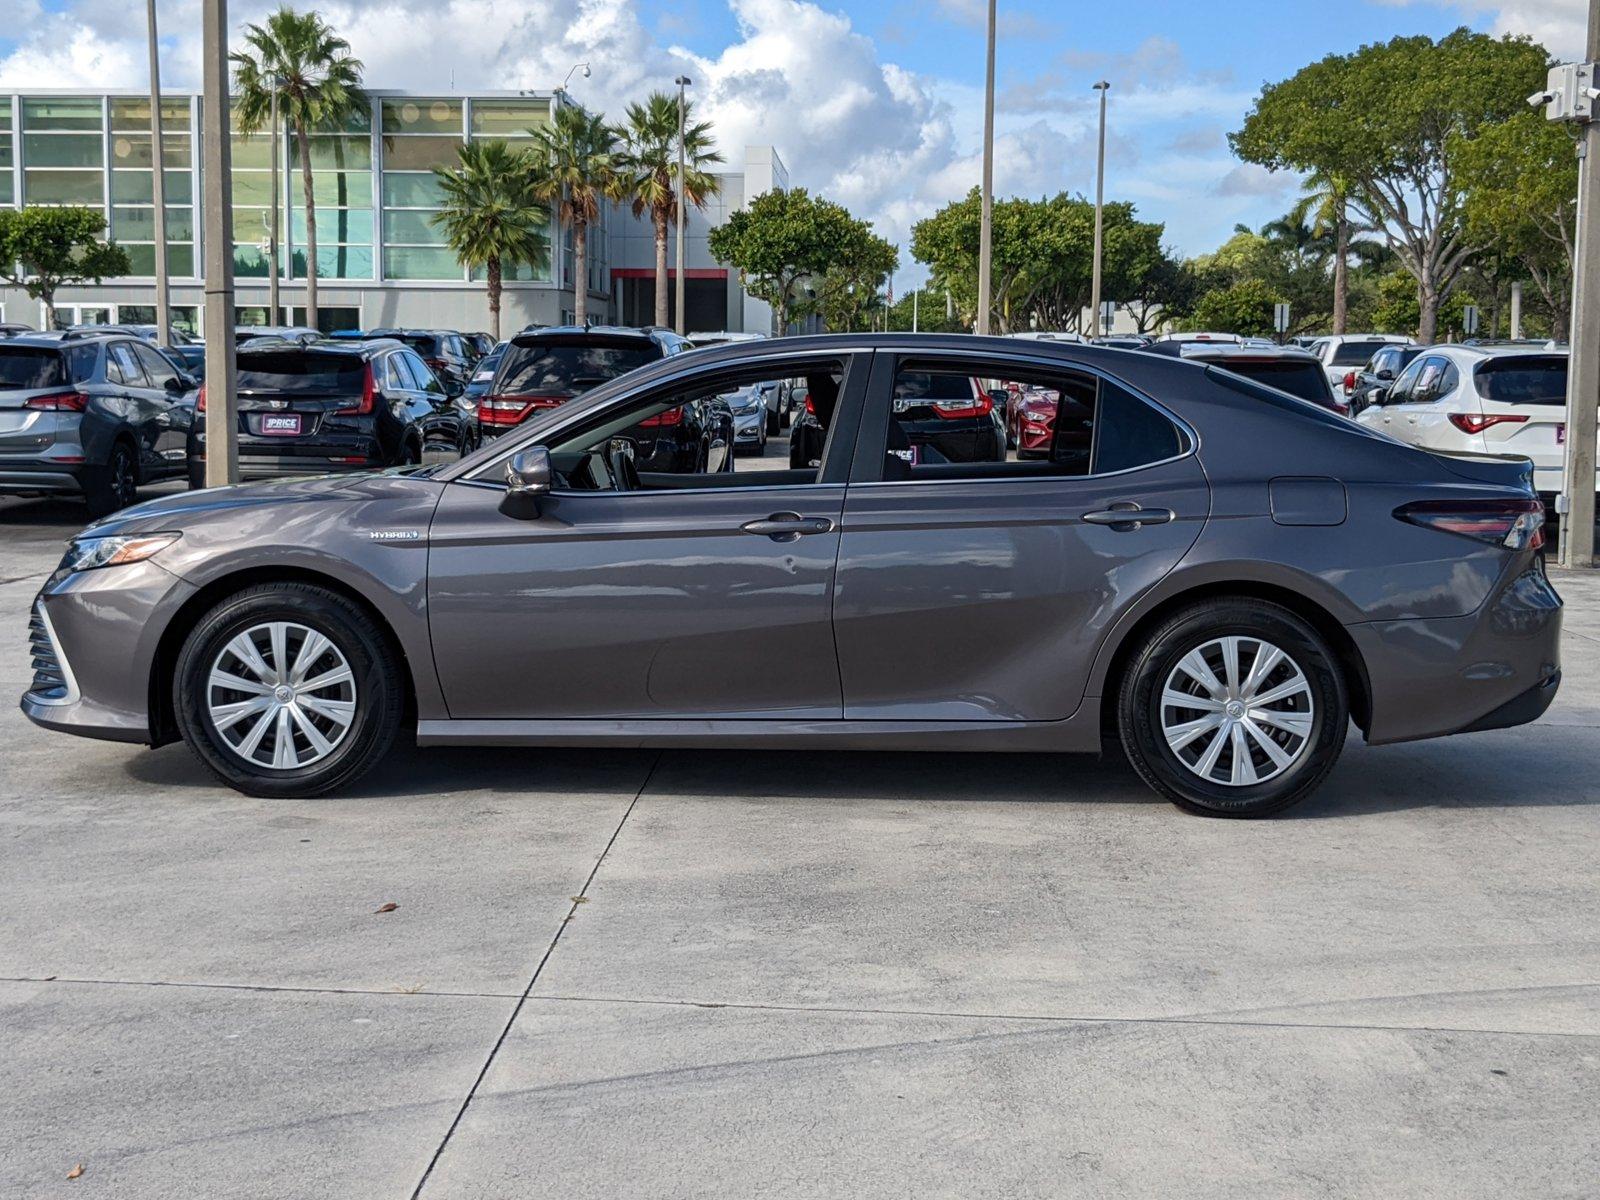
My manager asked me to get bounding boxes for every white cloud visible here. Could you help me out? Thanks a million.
[1373,0,1585,57]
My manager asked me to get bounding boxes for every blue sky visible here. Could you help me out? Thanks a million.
[0,0,1584,283]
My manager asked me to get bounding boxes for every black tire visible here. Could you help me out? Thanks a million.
[1117,598,1348,818]
[84,440,139,517]
[765,409,781,437]
[173,583,404,798]
[187,461,206,490]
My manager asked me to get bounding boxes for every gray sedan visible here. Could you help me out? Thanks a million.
[21,334,1562,817]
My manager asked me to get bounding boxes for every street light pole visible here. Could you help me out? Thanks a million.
[268,82,280,324]
[975,0,996,335]
[145,0,170,348]
[1561,0,1600,569]
[201,0,238,487]
[1089,80,1109,338]
[674,75,691,336]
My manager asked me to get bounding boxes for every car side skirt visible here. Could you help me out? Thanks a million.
[416,713,1104,753]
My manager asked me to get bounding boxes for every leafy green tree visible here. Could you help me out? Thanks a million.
[1372,269,1474,338]
[528,105,625,326]
[1123,252,1206,333]
[231,6,368,331]
[1184,278,1285,337]
[430,141,549,340]
[1232,29,1550,343]
[0,207,131,328]
[881,286,968,333]
[1288,169,1379,333]
[618,93,723,329]
[707,187,866,333]
[815,227,899,332]
[1451,111,1578,340]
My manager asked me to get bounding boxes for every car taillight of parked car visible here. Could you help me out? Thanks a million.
[1395,498,1544,551]
[638,407,684,428]
[1448,413,1528,435]
[23,390,89,412]
[478,394,565,426]
[334,365,378,416]
[930,395,994,420]
[1342,371,1357,394]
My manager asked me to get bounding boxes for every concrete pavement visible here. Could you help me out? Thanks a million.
[2,489,1597,1198]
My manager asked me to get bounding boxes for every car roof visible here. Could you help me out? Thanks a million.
[1428,342,1568,361]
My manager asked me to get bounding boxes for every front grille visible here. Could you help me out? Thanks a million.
[27,602,71,702]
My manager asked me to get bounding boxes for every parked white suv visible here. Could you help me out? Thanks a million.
[1308,334,1412,391]
[1355,344,1589,504]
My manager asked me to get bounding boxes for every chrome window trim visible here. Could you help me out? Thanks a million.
[456,345,876,485]
[27,600,81,707]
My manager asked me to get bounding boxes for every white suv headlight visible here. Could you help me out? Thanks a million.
[64,532,181,572]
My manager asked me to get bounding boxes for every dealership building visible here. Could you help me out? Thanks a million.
[0,89,784,336]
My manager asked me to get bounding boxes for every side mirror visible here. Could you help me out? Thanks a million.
[165,375,189,393]
[501,446,552,518]
[1377,368,1394,381]
[443,377,465,399]
[986,388,1009,408]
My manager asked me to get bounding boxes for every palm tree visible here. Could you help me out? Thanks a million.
[1290,170,1375,335]
[231,7,366,331]
[527,106,625,326]
[618,93,723,328]
[431,141,550,340]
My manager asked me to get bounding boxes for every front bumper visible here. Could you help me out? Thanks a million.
[19,558,196,744]
[1352,559,1563,745]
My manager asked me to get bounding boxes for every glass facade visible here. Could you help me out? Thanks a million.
[2,92,573,296]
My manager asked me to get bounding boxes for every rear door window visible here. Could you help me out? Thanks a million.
[132,342,180,390]
[0,347,68,390]
[236,351,367,394]
[108,342,149,387]
[1475,356,1568,406]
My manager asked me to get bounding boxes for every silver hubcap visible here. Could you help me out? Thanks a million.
[206,621,357,770]
[1160,635,1314,787]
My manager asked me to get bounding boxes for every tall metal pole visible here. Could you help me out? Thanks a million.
[268,83,280,324]
[1561,0,1600,569]
[674,75,691,335]
[975,0,996,335]
[145,0,170,348]
[1089,80,1109,338]
[912,287,919,333]
[201,0,239,487]
[1509,280,1522,341]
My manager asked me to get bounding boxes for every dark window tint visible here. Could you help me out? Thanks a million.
[67,345,100,383]
[1212,359,1334,407]
[237,351,367,394]
[1475,356,1568,405]
[407,351,443,394]
[133,342,179,389]
[391,333,440,355]
[497,338,656,395]
[0,348,68,390]
[1330,341,1392,366]
[1094,381,1185,472]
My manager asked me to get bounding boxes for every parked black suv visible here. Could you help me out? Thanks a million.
[189,338,475,484]
[480,326,690,437]
[0,332,198,515]
[1347,344,1425,415]
[367,329,476,395]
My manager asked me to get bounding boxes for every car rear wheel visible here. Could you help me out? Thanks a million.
[1117,598,1348,817]
[174,583,404,798]
[84,440,138,517]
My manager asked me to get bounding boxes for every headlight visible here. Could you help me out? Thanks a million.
[64,532,181,572]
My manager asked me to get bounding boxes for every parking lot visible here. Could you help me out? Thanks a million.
[0,482,1597,1198]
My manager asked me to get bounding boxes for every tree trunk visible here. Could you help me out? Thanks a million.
[41,292,57,330]
[295,123,318,331]
[1331,210,1349,335]
[573,215,588,326]
[1416,280,1439,345]
[487,257,502,341]
[653,207,669,328]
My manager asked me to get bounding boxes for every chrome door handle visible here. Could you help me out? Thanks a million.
[1082,504,1175,529]
[740,512,835,541]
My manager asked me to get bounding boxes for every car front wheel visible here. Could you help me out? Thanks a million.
[174,583,405,797]
[1117,598,1348,817]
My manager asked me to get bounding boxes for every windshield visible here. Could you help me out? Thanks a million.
[497,339,655,395]
[1330,342,1391,366]
[237,351,367,394]
[1475,357,1568,405]
[1216,360,1333,405]
[0,348,69,390]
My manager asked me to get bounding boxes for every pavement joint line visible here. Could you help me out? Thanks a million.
[0,975,522,1000]
[517,989,1600,1041]
[408,750,662,1200]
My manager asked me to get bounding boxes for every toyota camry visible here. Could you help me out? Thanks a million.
[21,334,1562,817]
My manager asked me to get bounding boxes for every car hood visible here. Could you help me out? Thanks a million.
[83,470,442,538]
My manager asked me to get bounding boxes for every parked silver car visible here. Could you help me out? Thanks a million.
[22,334,1561,817]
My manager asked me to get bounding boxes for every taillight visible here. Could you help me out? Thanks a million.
[1448,413,1528,435]
[1331,399,1351,417]
[478,394,565,426]
[930,395,994,420]
[196,384,205,412]
[334,365,377,416]
[1342,371,1356,394]
[639,406,684,428]
[24,390,89,411]
[1396,498,1545,551]
[802,395,815,415]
